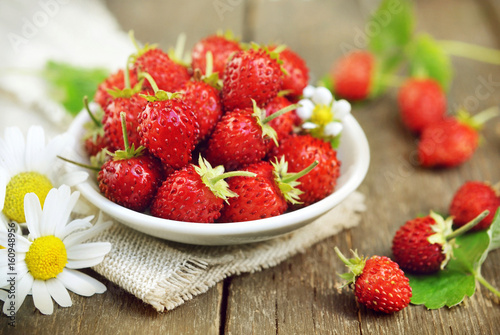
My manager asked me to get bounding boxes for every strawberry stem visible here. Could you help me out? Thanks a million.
[281,160,318,184]
[475,273,500,298]
[446,210,489,241]
[129,30,141,52]
[120,112,130,152]
[124,56,133,90]
[83,96,101,127]
[262,103,299,124]
[471,106,499,126]
[57,155,100,171]
[210,171,256,185]
[206,51,214,77]
[140,72,160,94]
[439,40,500,65]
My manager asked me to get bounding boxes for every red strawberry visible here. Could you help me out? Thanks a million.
[81,97,109,157]
[94,69,138,108]
[204,100,295,171]
[449,181,500,231]
[335,248,412,314]
[330,50,374,101]
[97,113,164,212]
[268,134,340,206]
[191,32,242,77]
[133,46,190,93]
[218,157,315,222]
[138,79,199,169]
[181,70,223,141]
[150,156,255,223]
[222,46,283,111]
[264,95,296,150]
[398,78,447,134]
[275,46,309,99]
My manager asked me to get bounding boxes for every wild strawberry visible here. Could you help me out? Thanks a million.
[418,108,497,168]
[398,78,447,134]
[218,157,316,222]
[268,134,340,206]
[81,97,109,157]
[222,45,283,111]
[275,46,309,99]
[204,100,296,171]
[130,33,190,93]
[94,69,138,108]
[263,95,296,150]
[330,50,375,101]
[335,248,412,314]
[449,181,500,231]
[392,211,490,274]
[181,69,223,141]
[138,74,199,169]
[97,113,164,212]
[150,156,255,223]
[191,31,242,77]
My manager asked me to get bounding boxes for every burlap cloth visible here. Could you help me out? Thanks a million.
[89,191,366,312]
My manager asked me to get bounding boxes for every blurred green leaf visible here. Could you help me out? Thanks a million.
[43,60,109,116]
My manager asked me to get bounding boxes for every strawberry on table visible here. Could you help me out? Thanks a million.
[98,112,165,212]
[218,157,317,222]
[269,134,341,206]
[150,156,255,223]
[398,77,447,134]
[449,181,500,231]
[138,73,200,169]
[330,50,375,101]
[335,248,412,314]
[222,44,284,111]
[204,99,296,171]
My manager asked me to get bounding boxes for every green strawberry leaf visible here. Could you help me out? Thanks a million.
[43,60,109,116]
[368,0,414,57]
[407,34,453,91]
[407,209,500,309]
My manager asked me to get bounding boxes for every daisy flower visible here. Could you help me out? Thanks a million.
[297,85,351,147]
[0,184,112,315]
[0,126,88,224]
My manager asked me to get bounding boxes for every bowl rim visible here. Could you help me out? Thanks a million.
[67,110,369,243]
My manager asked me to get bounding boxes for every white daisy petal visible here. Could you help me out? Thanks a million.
[59,171,89,187]
[38,133,69,175]
[0,167,8,212]
[0,289,7,302]
[302,122,319,130]
[46,278,72,308]
[332,99,352,120]
[25,193,43,239]
[57,269,99,296]
[0,127,26,175]
[32,280,54,315]
[63,218,113,248]
[67,242,112,261]
[296,99,315,120]
[66,256,108,269]
[64,269,107,294]
[4,272,33,314]
[25,126,46,172]
[311,86,333,105]
[324,122,344,137]
[0,232,31,252]
[57,217,94,240]
[39,187,64,236]
[302,85,315,98]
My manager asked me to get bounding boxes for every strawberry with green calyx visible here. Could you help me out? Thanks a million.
[335,247,412,314]
[181,53,223,141]
[129,30,190,93]
[450,181,500,231]
[263,95,297,151]
[150,156,256,223]
[191,30,242,78]
[268,134,341,206]
[94,68,139,109]
[218,158,317,222]
[102,61,148,152]
[204,99,297,171]
[418,107,499,168]
[392,210,489,275]
[98,112,164,212]
[138,72,199,169]
[270,45,309,99]
[81,96,109,157]
[222,43,284,111]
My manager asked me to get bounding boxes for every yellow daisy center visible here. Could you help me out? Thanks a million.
[3,172,54,223]
[25,236,67,280]
[311,104,333,127]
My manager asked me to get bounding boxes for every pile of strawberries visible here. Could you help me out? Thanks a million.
[82,32,342,223]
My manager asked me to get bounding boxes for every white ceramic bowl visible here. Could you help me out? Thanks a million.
[66,110,369,245]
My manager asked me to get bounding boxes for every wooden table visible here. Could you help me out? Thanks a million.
[3,0,500,333]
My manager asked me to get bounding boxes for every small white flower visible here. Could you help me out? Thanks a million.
[0,126,88,224]
[0,185,112,315]
[297,86,352,141]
